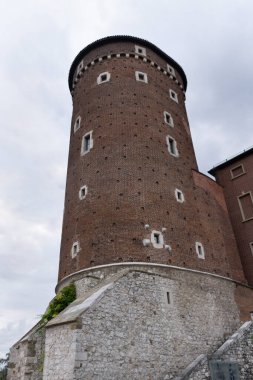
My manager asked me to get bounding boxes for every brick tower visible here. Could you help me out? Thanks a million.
[7,36,253,380]
[58,35,245,285]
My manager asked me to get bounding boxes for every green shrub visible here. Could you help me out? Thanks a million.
[41,284,76,324]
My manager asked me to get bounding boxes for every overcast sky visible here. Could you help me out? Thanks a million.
[1,0,253,357]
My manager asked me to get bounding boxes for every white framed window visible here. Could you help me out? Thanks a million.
[97,72,111,85]
[238,192,253,221]
[167,135,179,157]
[135,71,148,83]
[167,64,175,76]
[135,45,146,56]
[74,116,81,133]
[169,89,178,103]
[250,242,253,255]
[230,164,246,179]
[175,189,185,203]
[77,61,84,76]
[195,242,205,259]
[71,241,80,258]
[164,111,174,127]
[81,131,93,155]
[79,185,88,200]
[151,230,164,249]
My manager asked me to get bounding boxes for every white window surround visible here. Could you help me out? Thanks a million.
[167,64,176,76]
[164,111,174,127]
[97,72,111,85]
[79,185,88,200]
[71,241,80,258]
[230,164,246,179]
[250,242,253,255]
[169,89,178,103]
[81,131,93,156]
[135,45,147,56]
[74,116,81,133]
[175,189,185,203]
[238,191,253,221]
[77,61,84,76]
[166,135,179,157]
[195,242,205,259]
[151,230,164,249]
[135,71,148,83]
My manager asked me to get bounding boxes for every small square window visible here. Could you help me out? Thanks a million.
[135,71,148,83]
[79,185,88,200]
[164,111,174,127]
[175,189,184,203]
[74,116,81,133]
[97,72,111,85]
[167,64,175,76]
[71,241,80,258]
[135,45,146,56]
[169,89,178,103]
[250,242,253,255]
[167,136,179,157]
[151,230,164,248]
[230,164,245,179]
[81,131,93,155]
[195,242,205,259]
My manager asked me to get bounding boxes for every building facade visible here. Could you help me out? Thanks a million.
[7,36,253,380]
[209,147,253,286]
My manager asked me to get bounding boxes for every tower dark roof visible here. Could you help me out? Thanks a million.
[68,35,187,92]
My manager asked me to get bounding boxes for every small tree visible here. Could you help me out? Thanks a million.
[0,353,9,380]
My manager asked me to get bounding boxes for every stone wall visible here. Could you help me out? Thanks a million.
[44,268,243,379]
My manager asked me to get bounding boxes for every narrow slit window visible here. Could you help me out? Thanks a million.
[71,241,80,258]
[154,233,160,244]
[135,71,148,83]
[79,185,88,200]
[164,111,174,127]
[175,189,184,203]
[169,89,178,103]
[195,242,205,259]
[74,116,81,132]
[81,131,93,155]
[250,242,253,255]
[166,292,170,304]
[167,136,179,157]
[238,192,253,221]
[151,230,164,248]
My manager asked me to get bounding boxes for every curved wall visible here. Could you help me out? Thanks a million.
[58,36,246,285]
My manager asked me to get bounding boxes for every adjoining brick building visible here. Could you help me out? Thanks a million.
[7,36,253,380]
[209,146,253,287]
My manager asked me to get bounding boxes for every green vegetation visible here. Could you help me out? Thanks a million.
[41,283,76,324]
[0,354,9,380]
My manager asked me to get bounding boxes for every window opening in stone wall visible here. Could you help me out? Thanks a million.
[238,192,253,221]
[166,292,170,304]
[79,185,88,200]
[164,111,174,127]
[167,64,175,76]
[77,61,83,76]
[81,131,93,155]
[135,71,148,83]
[135,45,146,56]
[175,189,185,203]
[74,116,81,133]
[195,242,205,259]
[71,241,80,258]
[167,136,179,157]
[169,89,178,103]
[250,242,253,255]
[151,230,164,248]
[230,164,245,179]
[97,72,111,84]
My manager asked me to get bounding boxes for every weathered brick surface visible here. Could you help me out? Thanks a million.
[58,37,246,286]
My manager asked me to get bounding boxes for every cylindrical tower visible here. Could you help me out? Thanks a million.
[58,36,245,286]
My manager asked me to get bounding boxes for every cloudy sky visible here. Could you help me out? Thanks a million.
[1,0,253,357]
